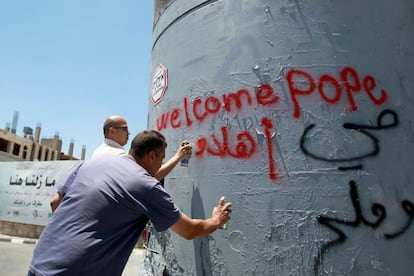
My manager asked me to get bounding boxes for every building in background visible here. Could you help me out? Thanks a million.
[0,122,85,162]
[0,113,86,238]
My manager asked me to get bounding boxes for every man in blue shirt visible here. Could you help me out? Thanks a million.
[28,130,232,276]
[50,115,192,211]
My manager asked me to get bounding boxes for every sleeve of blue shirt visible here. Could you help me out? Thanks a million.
[146,183,181,232]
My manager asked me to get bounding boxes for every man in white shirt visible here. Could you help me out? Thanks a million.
[91,115,130,158]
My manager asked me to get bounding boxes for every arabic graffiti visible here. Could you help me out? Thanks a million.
[298,109,414,274]
[300,109,398,170]
[194,117,277,180]
[314,181,414,274]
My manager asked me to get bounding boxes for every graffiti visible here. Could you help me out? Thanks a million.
[195,127,256,158]
[287,67,388,118]
[155,66,390,181]
[261,118,277,180]
[157,67,388,130]
[299,109,413,274]
[300,109,398,170]
[156,83,279,131]
[194,117,277,180]
[314,180,414,275]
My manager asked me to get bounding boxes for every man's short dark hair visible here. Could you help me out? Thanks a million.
[129,130,167,159]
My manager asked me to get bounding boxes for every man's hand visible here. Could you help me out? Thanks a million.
[154,140,193,180]
[170,196,233,240]
[175,141,192,161]
[211,196,232,228]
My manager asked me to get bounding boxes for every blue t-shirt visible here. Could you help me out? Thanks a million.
[30,155,181,276]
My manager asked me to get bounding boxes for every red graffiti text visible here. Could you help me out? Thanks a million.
[194,117,277,180]
[157,83,279,131]
[287,67,388,118]
[154,66,389,180]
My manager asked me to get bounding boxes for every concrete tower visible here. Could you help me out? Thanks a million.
[146,1,414,275]
[11,111,19,134]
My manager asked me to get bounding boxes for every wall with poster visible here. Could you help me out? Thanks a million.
[0,161,82,226]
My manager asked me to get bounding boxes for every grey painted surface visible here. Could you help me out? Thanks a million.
[145,0,414,275]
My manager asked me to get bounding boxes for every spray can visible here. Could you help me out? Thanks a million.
[180,141,191,167]
[219,223,228,230]
[180,156,190,167]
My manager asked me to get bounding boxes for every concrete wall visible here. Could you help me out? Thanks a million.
[145,0,414,275]
[0,221,44,239]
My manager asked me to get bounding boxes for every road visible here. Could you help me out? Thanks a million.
[0,237,146,276]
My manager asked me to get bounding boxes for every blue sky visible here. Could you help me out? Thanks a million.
[0,1,154,159]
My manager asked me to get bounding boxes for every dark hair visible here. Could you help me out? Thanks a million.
[129,130,167,159]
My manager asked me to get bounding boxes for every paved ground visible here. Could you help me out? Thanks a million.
[0,234,146,275]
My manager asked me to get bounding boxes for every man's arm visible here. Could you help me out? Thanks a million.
[154,141,192,181]
[170,196,232,240]
[49,164,82,212]
[50,192,63,212]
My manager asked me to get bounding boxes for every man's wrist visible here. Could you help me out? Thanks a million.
[208,216,221,231]
[173,153,183,163]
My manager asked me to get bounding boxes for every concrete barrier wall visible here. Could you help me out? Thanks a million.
[145,1,414,275]
[0,221,44,239]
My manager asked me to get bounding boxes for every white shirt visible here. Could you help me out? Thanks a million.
[91,138,127,158]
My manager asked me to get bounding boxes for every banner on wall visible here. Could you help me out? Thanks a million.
[0,161,82,226]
